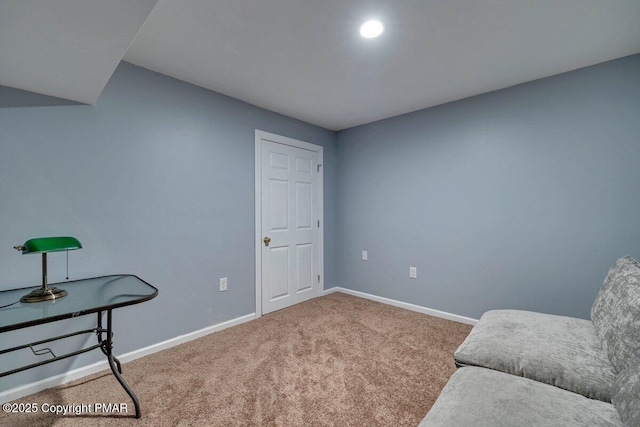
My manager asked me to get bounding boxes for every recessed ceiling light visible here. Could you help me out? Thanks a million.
[360,20,384,38]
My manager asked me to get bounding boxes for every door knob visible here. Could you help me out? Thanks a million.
[263,236,271,247]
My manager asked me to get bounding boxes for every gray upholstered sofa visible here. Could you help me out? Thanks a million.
[419,256,640,427]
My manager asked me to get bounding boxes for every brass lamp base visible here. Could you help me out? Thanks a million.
[20,286,67,303]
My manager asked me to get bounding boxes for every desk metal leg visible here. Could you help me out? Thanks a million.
[97,312,122,374]
[99,309,141,418]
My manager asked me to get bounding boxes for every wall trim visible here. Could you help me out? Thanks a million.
[0,312,256,404]
[323,287,478,325]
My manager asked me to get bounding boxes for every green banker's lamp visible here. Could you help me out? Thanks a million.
[13,236,82,303]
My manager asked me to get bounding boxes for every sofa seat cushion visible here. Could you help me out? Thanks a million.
[454,309,615,401]
[591,255,640,374]
[418,367,622,427]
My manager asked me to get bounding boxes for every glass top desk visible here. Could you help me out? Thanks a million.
[0,275,158,418]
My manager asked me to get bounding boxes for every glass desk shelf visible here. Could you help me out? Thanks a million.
[0,275,157,332]
[0,275,158,418]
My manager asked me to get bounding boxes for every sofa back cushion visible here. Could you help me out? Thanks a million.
[591,256,640,373]
[612,362,640,426]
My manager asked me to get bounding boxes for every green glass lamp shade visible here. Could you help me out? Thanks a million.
[17,236,82,254]
[14,236,82,303]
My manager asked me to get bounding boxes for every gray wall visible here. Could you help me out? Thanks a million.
[0,61,338,392]
[336,54,640,320]
[2,53,639,395]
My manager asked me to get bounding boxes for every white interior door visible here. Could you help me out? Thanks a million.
[256,132,322,315]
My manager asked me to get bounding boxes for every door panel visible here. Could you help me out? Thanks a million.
[296,243,313,292]
[295,182,312,229]
[261,139,319,314]
[269,246,289,299]
[269,179,288,231]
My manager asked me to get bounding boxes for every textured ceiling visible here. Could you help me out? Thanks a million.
[2,1,640,130]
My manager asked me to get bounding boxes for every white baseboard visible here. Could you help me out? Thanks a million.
[0,312,256,404]
[1,289,476,403]
[324,287,478,325]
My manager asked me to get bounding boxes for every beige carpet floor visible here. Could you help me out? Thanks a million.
[0,292,471,426]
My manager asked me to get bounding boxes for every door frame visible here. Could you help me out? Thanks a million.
[254,130,324,317]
